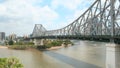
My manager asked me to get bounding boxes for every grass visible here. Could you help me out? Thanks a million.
[43,40,73,48]
[8,41,36,50]
[8,45,36,50]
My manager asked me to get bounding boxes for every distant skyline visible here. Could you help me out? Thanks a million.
[0,0,96,36]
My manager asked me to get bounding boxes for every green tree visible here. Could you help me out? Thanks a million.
[0,57,23,68]
[8,40,14,45]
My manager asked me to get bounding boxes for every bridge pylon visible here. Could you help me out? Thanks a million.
[33,39,44,46]
[106,0,120,68]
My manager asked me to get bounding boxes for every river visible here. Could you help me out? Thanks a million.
[0,40,116,68]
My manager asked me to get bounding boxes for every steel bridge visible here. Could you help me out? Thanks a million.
[31,0,120,43]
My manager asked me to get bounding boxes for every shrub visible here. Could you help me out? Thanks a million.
[14,42,23,45]
[63,40,73,45]
[9,45,27,50]
[0,57,23,68]
[43,40,73,48]
[27,42,34,45]
[44,40,63,48]
[8,40,14,45]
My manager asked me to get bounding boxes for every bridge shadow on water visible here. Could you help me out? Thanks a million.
[44,51,101,68]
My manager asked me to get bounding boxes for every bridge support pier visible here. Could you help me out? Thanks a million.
[106,43,120,68]
[33,39,44,46]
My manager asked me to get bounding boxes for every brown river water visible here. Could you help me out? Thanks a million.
[0,40,119,68]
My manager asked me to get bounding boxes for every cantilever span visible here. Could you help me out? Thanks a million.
[31,0,120,43]
[32,24,47,37]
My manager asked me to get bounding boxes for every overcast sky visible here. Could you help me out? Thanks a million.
[0,0,97,36]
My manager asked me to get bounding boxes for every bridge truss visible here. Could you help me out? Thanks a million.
[32,0,120,41]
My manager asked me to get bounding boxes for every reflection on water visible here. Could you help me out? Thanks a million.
[0,40,119,68]
[44,51,101,68]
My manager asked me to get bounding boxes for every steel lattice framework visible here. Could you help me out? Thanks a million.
[32,0,120,39]
[32,24,46,37]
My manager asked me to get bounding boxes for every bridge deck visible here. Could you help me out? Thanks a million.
[30,35,120,44]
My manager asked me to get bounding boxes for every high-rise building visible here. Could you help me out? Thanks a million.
[9,33,17,40]
[0,32,5,41]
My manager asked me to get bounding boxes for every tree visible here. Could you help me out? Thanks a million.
[8,40,14,45]
[0,57,23,68]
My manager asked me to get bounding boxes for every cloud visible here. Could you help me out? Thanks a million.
[0,0,101,36]
[0,0,59,36]
[50,8,88,30]
[51,0,93,10]
[52,0,93,29]
[42,0,95,31]
[32,6,58,23]
[51,0,82,10]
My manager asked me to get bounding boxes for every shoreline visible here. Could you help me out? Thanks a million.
[0,45,8,48]
[46,44,72,50]
[1,44,72,50]
[46,46,63,50]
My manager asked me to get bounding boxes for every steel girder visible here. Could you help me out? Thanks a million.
[32,0,120,38]
[32,24,47,37]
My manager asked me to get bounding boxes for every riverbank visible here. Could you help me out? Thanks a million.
[7,45,36,50]
[46,45,63,50]
[44,44,72,50]
[0,45,8,48]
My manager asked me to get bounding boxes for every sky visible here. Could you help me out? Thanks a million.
[0,0,97,36]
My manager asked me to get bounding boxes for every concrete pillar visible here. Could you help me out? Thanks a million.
[106,43,120,68]
[33,39,44,46]
[30,39,33,42]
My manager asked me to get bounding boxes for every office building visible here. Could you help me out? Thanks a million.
[0,32,5,41]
